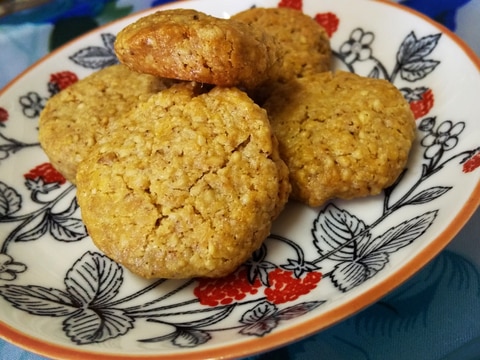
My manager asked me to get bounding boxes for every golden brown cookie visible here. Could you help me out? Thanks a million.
[38,64,172,183]
[114,9,279,89]
[263,71,416,207]
[76,83,290,279]
[232,7,331,101]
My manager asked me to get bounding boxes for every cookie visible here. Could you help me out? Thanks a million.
[232,7,331,101]
[114,9,279,89]
[38,64,172,183]
[263,71,416,207]
[76,83,290,279]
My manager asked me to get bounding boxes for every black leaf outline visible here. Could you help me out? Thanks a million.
[0,285,75,316]
[418,116,436,131]
[101,33,116,52]
[49,197,88,242]
[238,300,326,337]
[404,186,452,206]
[69,33,119,69]
[312,204,371,261]
[65,251,124,306]
[239,301,278,336]
[61,252,135,344]
[138,306,235,345]
[330,211,437,292]
[330,261,372,292]
[400,59,440,81]
[395,32,441,82]
[172,329,211,348]
[64,307,134,345]
[11,206,87,244]
[363,211,437,256]
[139,328,212,348]
[368,65,381,79]
[1,185,80,254]
[13,212,49,242]
[397,32,441,64]
[335,28,441,83]
[0,181,22,217]
[400,86,429,101]
[276,301,325,321]
[58,196,81,219]
[0,252,135,344]
[50,218,87,242]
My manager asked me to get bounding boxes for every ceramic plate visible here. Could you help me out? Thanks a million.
[0,0,479,358]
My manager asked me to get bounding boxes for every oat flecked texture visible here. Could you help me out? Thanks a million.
[76,83,291,279]
[263,71,416,207]
[232,7,331,82]
[114,9,279,89]
[38,64,173,183]
[232,7,331,102]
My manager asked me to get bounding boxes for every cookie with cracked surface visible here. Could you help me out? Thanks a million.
[76,83,290,279]
[263,71,416,207]
[232,7,331,102]
[114,9,279,89]
[38,64,173,183]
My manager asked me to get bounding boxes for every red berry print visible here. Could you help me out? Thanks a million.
[264,268,322,304]
[463,152,480,173]
[194,267,262,306]
[409,88,434,120]
[278,0,302,10]
[314,12,339,38]
[0,107,8,123]
[48,71,78,95]
[24,163,66,185]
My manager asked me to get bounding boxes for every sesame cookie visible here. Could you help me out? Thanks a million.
[76,83,290,279]
[263,71,416,207]
[114,9,279,89]
[38,64,172,183]
[232,7,331,101]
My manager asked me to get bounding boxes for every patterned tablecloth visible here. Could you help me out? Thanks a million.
[0,0,479,359]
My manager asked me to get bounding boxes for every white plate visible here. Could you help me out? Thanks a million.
[0,0,479,358]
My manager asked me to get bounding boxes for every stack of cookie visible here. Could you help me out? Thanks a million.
[38,7,415,279]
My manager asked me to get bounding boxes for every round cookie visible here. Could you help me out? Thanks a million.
[114,9,279,89]
[232,7,331,100]
[76,83,290,279]
[39,64,172,183]
[263,71,416,207]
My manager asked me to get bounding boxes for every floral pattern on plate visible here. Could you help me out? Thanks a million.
[0,0,478,357]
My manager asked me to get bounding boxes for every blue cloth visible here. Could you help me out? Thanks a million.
[400,0,471,30]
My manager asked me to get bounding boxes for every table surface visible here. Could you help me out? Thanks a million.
[0,1,479,359]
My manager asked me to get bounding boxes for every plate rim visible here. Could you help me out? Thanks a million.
[0,0,479,358]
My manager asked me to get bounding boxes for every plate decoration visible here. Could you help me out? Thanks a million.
[0,0,478,356]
